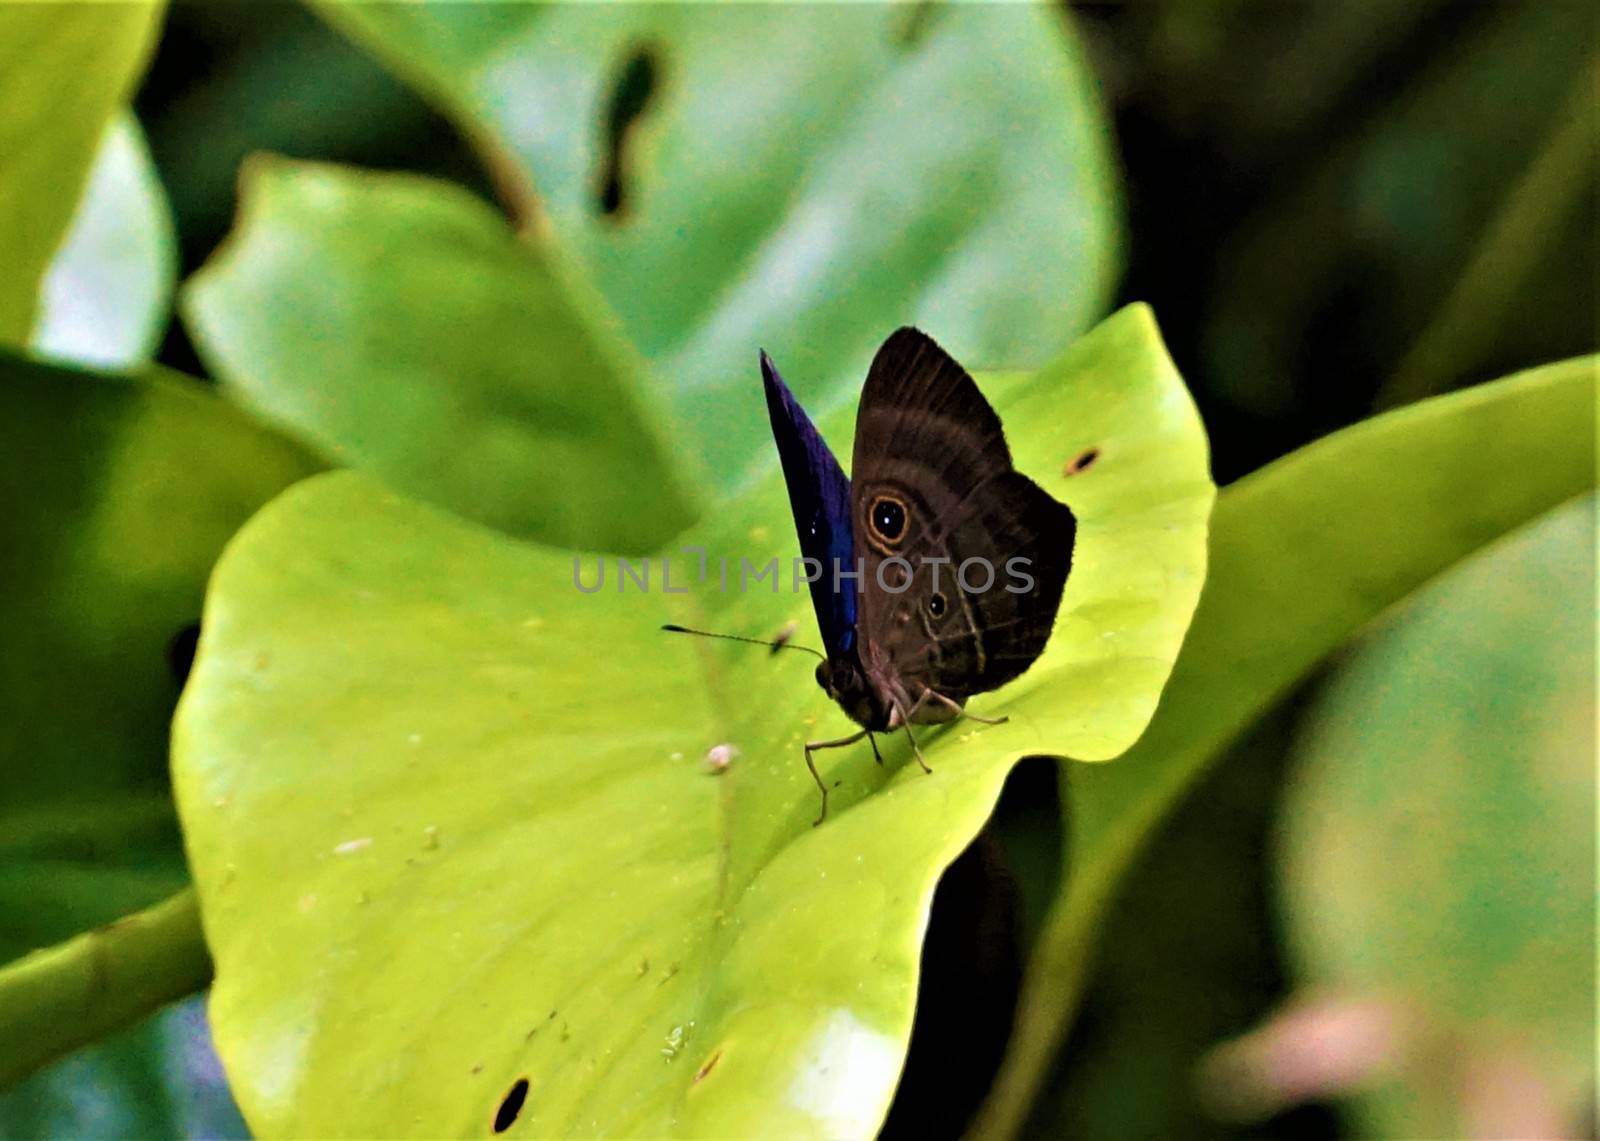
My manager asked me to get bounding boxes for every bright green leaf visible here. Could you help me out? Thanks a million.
[0,350,323,969]
[1279,494,1595,1137]
[173,306,1209,1136]
[974,355,1598,1138]
[311,1,1121,486]
[0,2,164,343]
[182,156,699,553]
[31,111,177,370]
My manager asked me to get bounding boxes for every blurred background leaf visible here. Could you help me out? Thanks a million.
[30,111,177,371]
[0,2,164,344]
[1196,2,1594,420]
[1270,493,1595,1138]
[974,356,1597,1139]
[1086,1,1597,481]
[0,351,321,971]
[183,155,698,551]
[310,2,1121,487]
[1013,703,1332,1141]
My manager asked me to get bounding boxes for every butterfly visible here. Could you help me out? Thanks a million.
[761,327,1077,823]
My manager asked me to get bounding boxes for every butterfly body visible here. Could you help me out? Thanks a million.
[761,329,1077,820]
[812,640,959,735]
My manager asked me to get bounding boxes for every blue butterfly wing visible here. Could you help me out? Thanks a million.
[760,351,857,657]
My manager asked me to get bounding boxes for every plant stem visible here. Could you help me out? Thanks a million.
[0,888,211,1089]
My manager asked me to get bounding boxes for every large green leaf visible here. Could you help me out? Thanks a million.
[183,156,699,552]
[0,350,322,971]
[308,1,1120,487]
[1277,494,1595,1137]
[173,305,1210,1136]
[971,355,1598,1137]
[0,3,164,344]
[31,111,177,370]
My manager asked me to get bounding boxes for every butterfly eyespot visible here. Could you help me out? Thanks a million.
[869,495,908,545]
[928,592,947,618]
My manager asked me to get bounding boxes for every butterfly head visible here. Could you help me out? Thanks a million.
[815,654,893,731]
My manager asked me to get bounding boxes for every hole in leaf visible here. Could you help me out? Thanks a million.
[595,45,662,221]
[166,621,201,684]
[1063,446,1101,476]
[493,1077,529,1134]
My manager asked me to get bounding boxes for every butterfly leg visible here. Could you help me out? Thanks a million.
[923,688,1009,727]
[868,731,884,766]
[902,722,932,774]
[804,729,869,826]
[891,696,935,775]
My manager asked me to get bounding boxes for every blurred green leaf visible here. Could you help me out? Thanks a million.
[0,350,323,969]
[183,156,699,552]
[1203,4,1595,417]
[172,306,1208,1136]
[311,2,1121,486]
[974,355,1598,1138]
[1381,55,1599,407]
[1017,711,1307,1141]
[30,111,177,370]
[0,991,245,1140]
[1278,493,1595,1138]
[0,3,164,344]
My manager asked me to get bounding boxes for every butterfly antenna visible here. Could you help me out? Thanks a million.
[661,624,825,662]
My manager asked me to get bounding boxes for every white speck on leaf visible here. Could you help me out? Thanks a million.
[703,743,740,773]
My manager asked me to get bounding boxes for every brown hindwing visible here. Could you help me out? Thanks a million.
[850,328,1076,703]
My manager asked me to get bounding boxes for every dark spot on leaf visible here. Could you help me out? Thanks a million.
[596,45,662,221]
[693,1049,723,1084]
[493,1077,529,1133]
[892,1,940,50]
[1063,446,1101,476]
[166,621,201,684]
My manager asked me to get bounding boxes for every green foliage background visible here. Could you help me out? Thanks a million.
[0,3,1593,1139]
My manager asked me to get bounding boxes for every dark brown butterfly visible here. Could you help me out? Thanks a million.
[761,328,1076,822]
